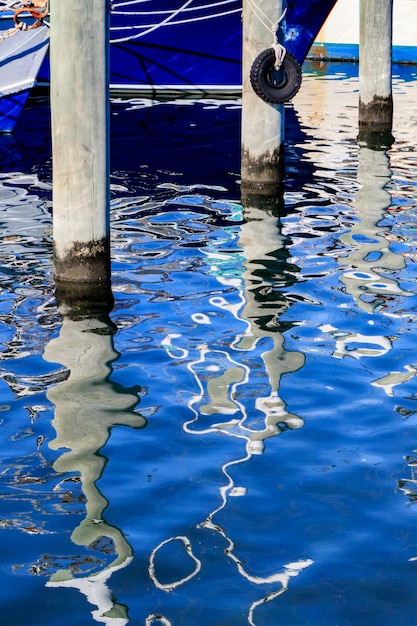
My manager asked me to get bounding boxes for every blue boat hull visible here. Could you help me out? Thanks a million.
[1,1,339,131]
[109,13,242,93]
[107,0,338,92]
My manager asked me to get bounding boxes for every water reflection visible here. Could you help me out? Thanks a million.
[199,191,305,451]
[43,286,146,625]
[327,141,417,394]
[151,190,309,624]
[1,79,417,623]
[399,453,417,507]
[339,142,412,315]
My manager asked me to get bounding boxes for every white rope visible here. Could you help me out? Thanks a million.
[0,1,22,11]
[0,0,48,10]
[272,41,286,68]
[0,1,49,45]
[0,27,19,44]
[246,0,287,41]
[0,1,47,43]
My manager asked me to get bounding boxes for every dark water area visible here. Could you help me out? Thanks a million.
[1,61,417,625]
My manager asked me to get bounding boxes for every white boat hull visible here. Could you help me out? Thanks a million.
[310,0,417,63]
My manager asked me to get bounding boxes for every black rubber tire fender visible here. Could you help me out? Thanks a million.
[250,48,302,104]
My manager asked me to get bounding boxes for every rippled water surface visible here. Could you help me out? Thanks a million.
[1,62,417,625]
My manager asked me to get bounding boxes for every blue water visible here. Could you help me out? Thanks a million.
[1,61,417,626]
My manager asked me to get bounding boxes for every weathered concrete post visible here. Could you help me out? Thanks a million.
[359,0,393,143]
[241,0,285,195]
[50,0,110,284]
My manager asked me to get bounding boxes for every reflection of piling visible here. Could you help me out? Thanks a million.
[359,0,393,139]
[53,282,115,324]
[339,144,410,313]
[44,283,145,576]
[241,0,285,193]
[241,180,284,216]
[50,0,110,285]
[238,192,304,452]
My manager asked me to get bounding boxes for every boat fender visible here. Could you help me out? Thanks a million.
[250,48,302,104]
[13,6,45,30]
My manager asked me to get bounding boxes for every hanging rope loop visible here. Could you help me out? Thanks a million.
[271,42,286,69]
[247,0,287,44]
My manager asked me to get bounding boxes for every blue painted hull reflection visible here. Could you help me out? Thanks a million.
[2,62,417,625]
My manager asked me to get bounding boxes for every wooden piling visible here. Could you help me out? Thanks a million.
[359,0,393,139]
[50,0,110,285]
[241,0,285,195]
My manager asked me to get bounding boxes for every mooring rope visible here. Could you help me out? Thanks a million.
[0,0,48,43]
[246,0,287,40]
[0,1,23,43]
[0,1,20,11]
[0,0,47,10]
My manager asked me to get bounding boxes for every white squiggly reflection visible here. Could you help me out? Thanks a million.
[153,199,310,622]
[372,365,417,397]
[339,145,412,314]
[46,556,133,626]
[145,615,172,626]
[321,145,416,400]
[149,535,202,591]
[319,324,394,360]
